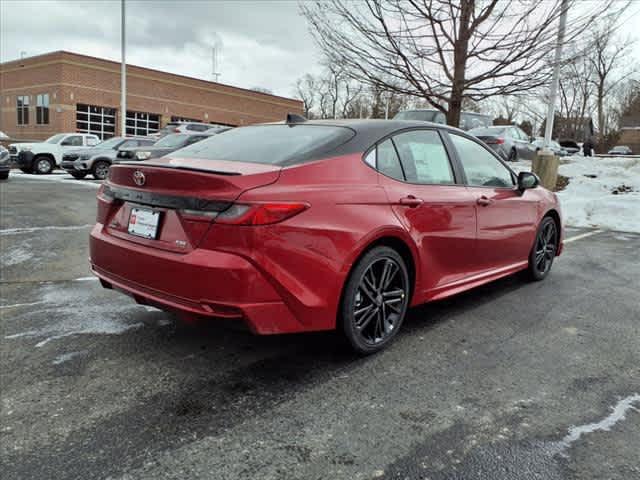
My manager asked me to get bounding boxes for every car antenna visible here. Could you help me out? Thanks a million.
[286,113,307,124]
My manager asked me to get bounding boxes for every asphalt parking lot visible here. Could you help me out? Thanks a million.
[1,172,639,480]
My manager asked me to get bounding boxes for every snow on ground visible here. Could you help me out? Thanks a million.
[511,155,640,233]
[9,170,101,189]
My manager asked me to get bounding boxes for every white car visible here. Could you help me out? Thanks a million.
[10,133,100,174]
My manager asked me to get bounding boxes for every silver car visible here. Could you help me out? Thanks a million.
[469,125,537,161]
[61,136,155,180]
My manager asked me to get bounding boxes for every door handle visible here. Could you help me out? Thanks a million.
[399,196,424,207]
[476,196,493,206]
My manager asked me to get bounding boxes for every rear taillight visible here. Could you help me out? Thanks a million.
[215,202,309,226]
[485,137,505,145]
[96,185,115,224]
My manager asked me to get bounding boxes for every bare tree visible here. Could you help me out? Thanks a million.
[295,74,318,117]
[587,26,637,138]
[301,0,619,127]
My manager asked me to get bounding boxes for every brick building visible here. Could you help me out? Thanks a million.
[0,51,303,140]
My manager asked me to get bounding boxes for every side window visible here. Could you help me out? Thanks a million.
[86,137,99,146]
[376,139,404,181]
[120,140,137,149]
[450,134,514,188]
[434,112,446,124]
[392,130,454,185]
[62,135,84,146]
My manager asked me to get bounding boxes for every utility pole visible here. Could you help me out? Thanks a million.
[533,0,568,191]
[543,0,569,150]
[120,0,127,136]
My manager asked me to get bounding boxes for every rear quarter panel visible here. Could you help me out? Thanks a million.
[199,154,412,331]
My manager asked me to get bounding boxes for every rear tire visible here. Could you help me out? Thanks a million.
[340,246,410,354]
[528,217,558,281]
[92,160,110,180]
[34,156,54,174]
[0,171,8,180]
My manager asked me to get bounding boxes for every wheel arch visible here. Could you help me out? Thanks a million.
[341,229,420,305]
[543,208,562,246]
[32,152,55,163]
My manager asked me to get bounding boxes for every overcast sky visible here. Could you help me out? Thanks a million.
[1,0,639,100]
[0,0,324,98]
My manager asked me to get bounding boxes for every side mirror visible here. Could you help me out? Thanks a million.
[518,171,539,191]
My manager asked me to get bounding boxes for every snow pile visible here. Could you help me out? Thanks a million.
[557,156,640,233]
[508,156,640,232]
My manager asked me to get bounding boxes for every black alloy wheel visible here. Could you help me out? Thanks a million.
[341,246,410,354]
[529,217,558,280]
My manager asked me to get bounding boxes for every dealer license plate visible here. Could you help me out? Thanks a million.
[128,208,160,239]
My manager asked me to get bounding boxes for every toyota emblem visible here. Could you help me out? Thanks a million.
[133,171,146,186]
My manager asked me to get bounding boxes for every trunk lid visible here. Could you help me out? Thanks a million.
[101,157,280,251]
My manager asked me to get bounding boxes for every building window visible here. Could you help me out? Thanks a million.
[76,103,116,140]
[17,95,29,125]
[127,110,160,136]
[36,93,50,124]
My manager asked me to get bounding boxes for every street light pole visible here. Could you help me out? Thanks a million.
[543,0,569,151]
[120,0,127,137]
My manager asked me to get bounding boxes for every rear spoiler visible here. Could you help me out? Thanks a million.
[116,162,241,176]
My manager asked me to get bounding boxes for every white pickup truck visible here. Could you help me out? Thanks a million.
[10,133,100,174]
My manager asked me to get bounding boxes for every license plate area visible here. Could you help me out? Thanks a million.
[128,207,161,239]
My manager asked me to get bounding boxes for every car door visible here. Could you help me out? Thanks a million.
[447,132,539,271]
[58,135,84,164]
[373,129,479,296]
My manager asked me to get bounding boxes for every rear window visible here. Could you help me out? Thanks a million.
[172,124,355,166]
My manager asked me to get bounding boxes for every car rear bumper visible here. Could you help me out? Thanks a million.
[89,224,305,334]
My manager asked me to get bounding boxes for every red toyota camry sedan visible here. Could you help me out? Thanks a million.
[90,117,563,354]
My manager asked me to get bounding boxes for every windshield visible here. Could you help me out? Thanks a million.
[154,134,189,148]
[173,124,355,166]
[94,137,123,149]
[46,134,67,144]
[394,110,438,122]
[470,127,504,136]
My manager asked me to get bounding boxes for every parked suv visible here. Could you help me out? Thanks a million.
[62,136,155,180]
[469,125,536,161]
[115,132,219,162]
[394,109,493,131]
[152,121,213,138]
[11,133,100,174]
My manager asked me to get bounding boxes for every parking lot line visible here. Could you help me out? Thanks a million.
[564,229,603,244]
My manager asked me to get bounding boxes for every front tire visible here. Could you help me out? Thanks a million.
[528,217,558,281]
[92,160,110,180]
[34,156,54,174]
[340,246,410,354]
